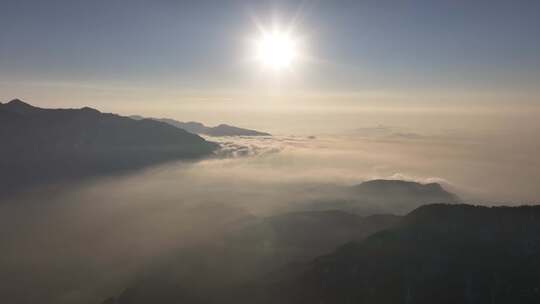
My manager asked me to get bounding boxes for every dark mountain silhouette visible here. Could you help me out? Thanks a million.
[104,210,400,304]
[130,115,271,136]
[353,179,457,199]
[257,204,540,304]
[205,124,270,137]
[1,98,45,115]
[309,179,460,215]
[0,99,218,195]
[105,204,540,304]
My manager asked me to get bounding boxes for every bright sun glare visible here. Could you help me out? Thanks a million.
[255,29,299,71]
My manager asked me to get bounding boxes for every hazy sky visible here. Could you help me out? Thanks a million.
[1,0,539,128]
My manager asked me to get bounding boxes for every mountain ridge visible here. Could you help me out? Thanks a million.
[104,203,540,304]
[130,115,271,137]
[0,99,218,195]
[260,203,540,304]
[308,179,460,215]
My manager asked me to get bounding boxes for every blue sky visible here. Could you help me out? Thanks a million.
[1,0,539,119]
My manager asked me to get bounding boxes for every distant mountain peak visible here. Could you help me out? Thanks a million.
[314,179,462,215]
[6,98,35,108]
[354,179,458,198]
[7,98,28,105]
[207,123,271,136]
[2,98,41,115]
[361,179,438,186]
[356,179,447,193]
[130,115,271,137]
[80,106,101,114]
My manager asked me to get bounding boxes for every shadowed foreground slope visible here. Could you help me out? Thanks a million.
[106,204,540,304]
[263,204,540,304]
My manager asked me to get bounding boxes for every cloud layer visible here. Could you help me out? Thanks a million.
[1,127,539,303]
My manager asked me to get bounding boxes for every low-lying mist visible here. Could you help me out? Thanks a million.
[1,127,539,304]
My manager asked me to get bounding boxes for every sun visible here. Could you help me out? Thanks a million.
[255,29,299,71]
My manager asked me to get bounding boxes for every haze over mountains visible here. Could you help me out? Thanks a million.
[106,209,401,304]
[1,100,539,304]
[100,180,461,304]
[130,115,271,137]
[104,204,540,304]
